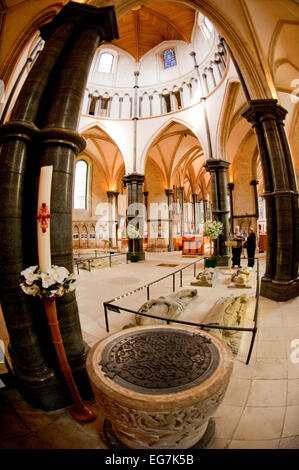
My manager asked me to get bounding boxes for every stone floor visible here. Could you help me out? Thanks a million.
[0,251,299,449]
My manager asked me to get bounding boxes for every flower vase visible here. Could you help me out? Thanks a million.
[205,238,217,268]
[130,238,138,262]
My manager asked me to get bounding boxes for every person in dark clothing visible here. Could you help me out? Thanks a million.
[232,226,244,268]
[244,227,256,267]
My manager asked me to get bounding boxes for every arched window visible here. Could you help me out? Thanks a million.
[204,17,214,33]
[74,160,88,209]
[97,52,114,73]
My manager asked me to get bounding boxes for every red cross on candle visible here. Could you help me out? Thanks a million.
[36,202,51,233]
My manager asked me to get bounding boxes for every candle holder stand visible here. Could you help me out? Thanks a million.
[44,297,97,422]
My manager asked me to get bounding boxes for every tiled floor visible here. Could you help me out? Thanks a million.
[0,251,299,449]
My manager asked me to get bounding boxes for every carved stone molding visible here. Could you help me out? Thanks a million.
[87,325,233,449]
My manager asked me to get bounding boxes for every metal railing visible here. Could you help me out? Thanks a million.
[74,251,127,274]
[103,256,260,364]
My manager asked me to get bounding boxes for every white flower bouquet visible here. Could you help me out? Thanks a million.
[203,221,224,239]
[20,265,76,299]
[127,224,141,239]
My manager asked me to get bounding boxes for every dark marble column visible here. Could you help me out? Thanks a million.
[192,194,199,234]
[123,173,145,260]
[227,182,234,234]
[165,189,174,251]
[143,191,149,239]
[0,2,119,410]
[242,99,299,300]
[113,191,119,246]
[204,159,231,265]
[177,187,185,236]
[250,179,259,218]
[0,12,78,409]
[202,199,208,223]
[107,191,114,247]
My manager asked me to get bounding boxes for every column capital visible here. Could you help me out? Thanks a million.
[250,179,259,186]
[39,3,119,44]
[241,99,288,124]
[123,173,145,185]
[204,159,231,172]
[143,191,149,196]
[227,182,234,191]
[106,190,114,198]
[165,188,173,197]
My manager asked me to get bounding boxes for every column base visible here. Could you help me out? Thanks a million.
[9,345,94,412]
[260,277,299,301]
[215,255,230,267]
[127,251,145,261]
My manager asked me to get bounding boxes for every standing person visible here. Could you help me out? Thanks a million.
[232,225,244,268]
[244,227,256,267]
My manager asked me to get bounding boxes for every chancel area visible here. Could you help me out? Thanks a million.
[0,0,299,450]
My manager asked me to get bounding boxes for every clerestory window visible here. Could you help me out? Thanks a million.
[74,160,88,209]
[97,52,114,73]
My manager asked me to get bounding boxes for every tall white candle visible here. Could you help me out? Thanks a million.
[37,166,53,273]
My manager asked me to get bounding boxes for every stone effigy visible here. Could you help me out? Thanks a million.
[229,267,253,288]
[191,268,217,287]
[136,289,197,326]
[202,294,255,355]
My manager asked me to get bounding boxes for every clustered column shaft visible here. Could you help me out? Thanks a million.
[0,2,118,410]
[242,99,299,300]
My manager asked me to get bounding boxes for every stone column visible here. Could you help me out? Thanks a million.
[242,99,299,300]
[123,173,145,260]
[192,194,199,234]
[177,187,184,236]
[0,17,77,410]
[107,191,114,248]
[204,159,231,265]
[208,66,217,88]
[165,189,174,251]
[113,192,119,247]
[227,182,234,234]
[143,191,149,238]
[0,2,118,411]
[202,199,208,223]
[118,97,123,118]
[250,179,259,233]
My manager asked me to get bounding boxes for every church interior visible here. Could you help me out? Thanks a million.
[0,0,299,451]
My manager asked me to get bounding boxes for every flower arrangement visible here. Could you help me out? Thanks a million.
[127,224,141,239]
[20,265,76,299]
[203,221,223,239]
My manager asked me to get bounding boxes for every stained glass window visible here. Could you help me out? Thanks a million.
[74,160,88,209]
[163,49,177,69]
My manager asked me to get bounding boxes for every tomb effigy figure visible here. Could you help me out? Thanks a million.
[136,289,197,326]
[191,268,216,287]
[203,294,255,355]
[230,266,253,287]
